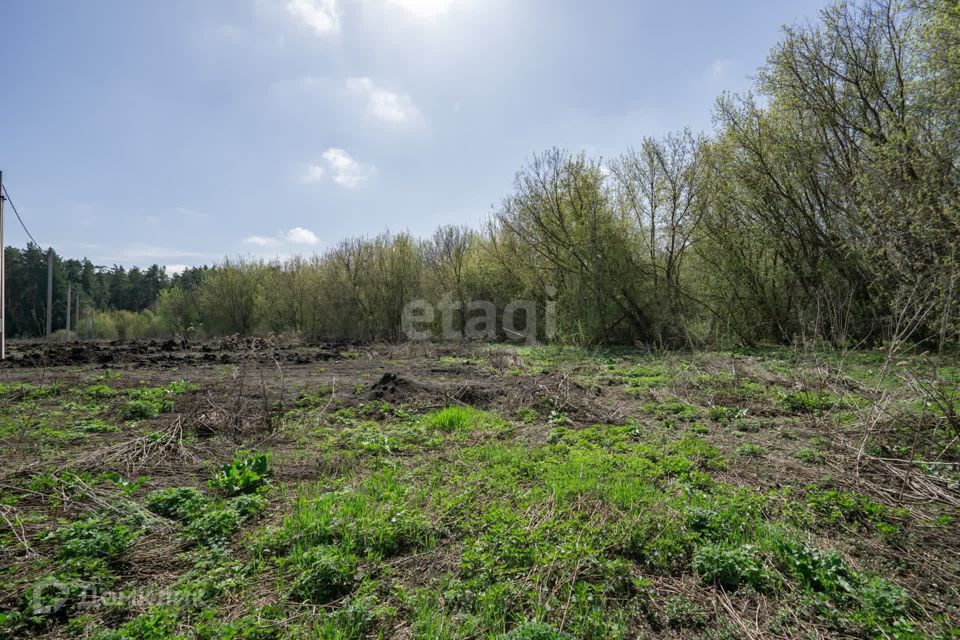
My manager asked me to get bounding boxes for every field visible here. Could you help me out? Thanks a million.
[0,339,958,639]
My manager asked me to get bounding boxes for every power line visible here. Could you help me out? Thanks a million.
[1,184,40,247]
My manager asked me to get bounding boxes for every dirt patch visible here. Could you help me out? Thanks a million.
[1,337,345,369]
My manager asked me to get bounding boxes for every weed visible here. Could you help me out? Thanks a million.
[736,443,766,457]
[514,407,538,423]
[778,390,836,413]
[289,545,358,604]
[76,418,120,433]
[422,406,508,433]
[228,493,268,520]
[120,400,161,422]
[144,487,209,521]
[499,622,573,639]
[294,387,332,409]
[707,405,748,422]
[663,594,709,629]
[795,448,826,464]
[642,399,700,419]
[184,508,241,546]
[733,417,774,433]
[82,384,116,400]
[53,515,140,571]
[210,451,272,496]
[692,543,772,591]
[774,537,855,596]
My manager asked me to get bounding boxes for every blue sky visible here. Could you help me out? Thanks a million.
[0,0,829,272]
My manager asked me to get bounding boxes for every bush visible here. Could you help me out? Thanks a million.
[144,487,208,521]
[210,451,272,496]
[289,545,357,604]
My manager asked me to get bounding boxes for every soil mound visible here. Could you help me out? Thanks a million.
[365,372,427,403]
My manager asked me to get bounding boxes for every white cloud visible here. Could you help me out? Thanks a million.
[166,264,189,275]
[285,227,320,245]
[286,0,340,36]
[176,206,205,218]
[302,165,326,183]
[384,0,457,19]
[245,235,282,247]
[245,228,322,249]
[346,77,423,126]
[320,148,378,188]
[709,58,736,78]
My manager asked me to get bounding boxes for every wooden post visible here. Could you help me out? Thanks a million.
[75,291,80,342]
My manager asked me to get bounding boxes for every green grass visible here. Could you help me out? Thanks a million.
[421,406,510,434]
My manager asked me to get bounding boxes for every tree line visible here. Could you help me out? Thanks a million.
[10,1,959,349]
[2,244,206,339]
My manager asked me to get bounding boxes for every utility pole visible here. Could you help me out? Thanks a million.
[0,170,5,360]
[46,248,53,341]
[66,283,71,340]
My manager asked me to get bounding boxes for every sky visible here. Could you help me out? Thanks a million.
[0,0,830,273]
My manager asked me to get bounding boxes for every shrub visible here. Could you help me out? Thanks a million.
[144,487,208,521]
[210,451,272,496]
[289,545,358,604]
